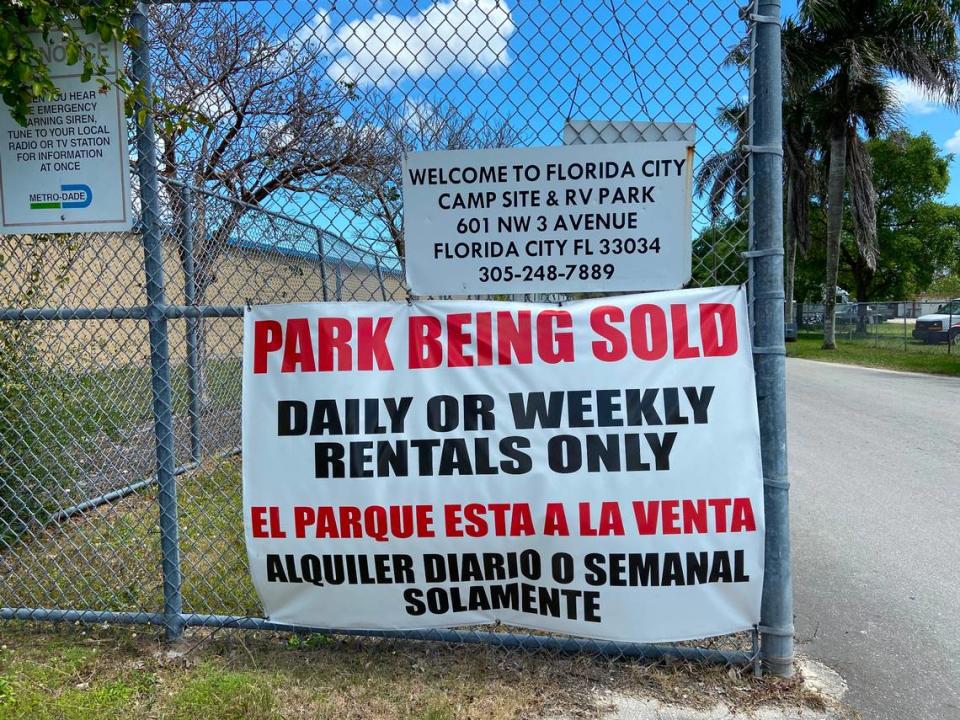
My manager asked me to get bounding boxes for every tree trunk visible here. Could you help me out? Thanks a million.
[855,269,872,335]
[193,311,212,407]
[823,121,848,350]
[189,203,247,409]
[784,182,797,325]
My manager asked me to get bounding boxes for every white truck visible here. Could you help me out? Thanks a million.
[912,298,960,344]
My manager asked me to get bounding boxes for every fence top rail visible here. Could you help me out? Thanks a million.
[156,176,401,273]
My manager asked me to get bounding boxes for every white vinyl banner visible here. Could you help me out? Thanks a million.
[242,286,764,643]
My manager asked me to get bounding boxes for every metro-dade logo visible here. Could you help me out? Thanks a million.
[28,183,92,210]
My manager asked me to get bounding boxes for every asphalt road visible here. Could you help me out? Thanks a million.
[788,359,960,720]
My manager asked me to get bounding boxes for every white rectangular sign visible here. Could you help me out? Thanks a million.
[0,29,132,234]
[242,286,764,643]
[402,141,693,295]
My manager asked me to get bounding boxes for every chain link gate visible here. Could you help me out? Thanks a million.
[0,0,792,675]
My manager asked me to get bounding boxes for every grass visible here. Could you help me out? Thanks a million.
[0,355,241,543]
[2,457,259,617]
[18,357,241,446]
[0,622,850,720]
[0,461,856,719]
[788,327,960,376]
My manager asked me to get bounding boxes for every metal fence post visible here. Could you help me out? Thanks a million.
[179,186,202,465]
[131,2,184,641]
[750,0,794,677]
[376,263,387,301]
[314,229,329,302]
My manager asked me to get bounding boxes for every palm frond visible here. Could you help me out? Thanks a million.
[695,152,743,219]
[846,133,879,269]
[785,129,814,254]
[695,152,735,190]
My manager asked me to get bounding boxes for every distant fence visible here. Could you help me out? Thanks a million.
[794,300,960,354]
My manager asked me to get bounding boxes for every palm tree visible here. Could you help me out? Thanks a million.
[692,103,751,286]
[695,102,750,222]
[781,18,819,326]
[696,54,815,324]
[790,0,960,349]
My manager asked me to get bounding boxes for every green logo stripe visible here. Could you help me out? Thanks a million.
[30,201,61,210]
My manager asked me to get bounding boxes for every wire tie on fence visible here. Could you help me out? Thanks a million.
[753,290,785,300]
[748,13,782,26]
[744,144,784,157]
[752,345,786,356]
[761,654,797,669]
[763,476,790,490]
[758,624,795,638]
[742,248,784,259]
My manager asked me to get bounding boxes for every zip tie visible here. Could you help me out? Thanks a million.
[758,624,795,638]
[763,476,790,490]
[749,13,781,26]
[752,345,786,356]
[760,654,797,670]
[744,144,784,156]
[742,248,784,258]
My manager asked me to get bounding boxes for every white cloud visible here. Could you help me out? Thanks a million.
[890,78,942,116]
[403,98,436,125]
[258,118,296,149]
[326,0,514,87]
[193,86,230,120]
[292,10,332,51]
[944,128,960,154]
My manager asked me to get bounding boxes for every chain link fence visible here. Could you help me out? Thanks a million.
[1,0,791,674]
[794,299,960,355]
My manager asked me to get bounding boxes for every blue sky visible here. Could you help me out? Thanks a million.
[257,0,750,244]
[249,0,960,256]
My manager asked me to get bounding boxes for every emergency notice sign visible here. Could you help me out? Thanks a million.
[0,28,132,234]
[402,141,693,295]
[242,286,764,642]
